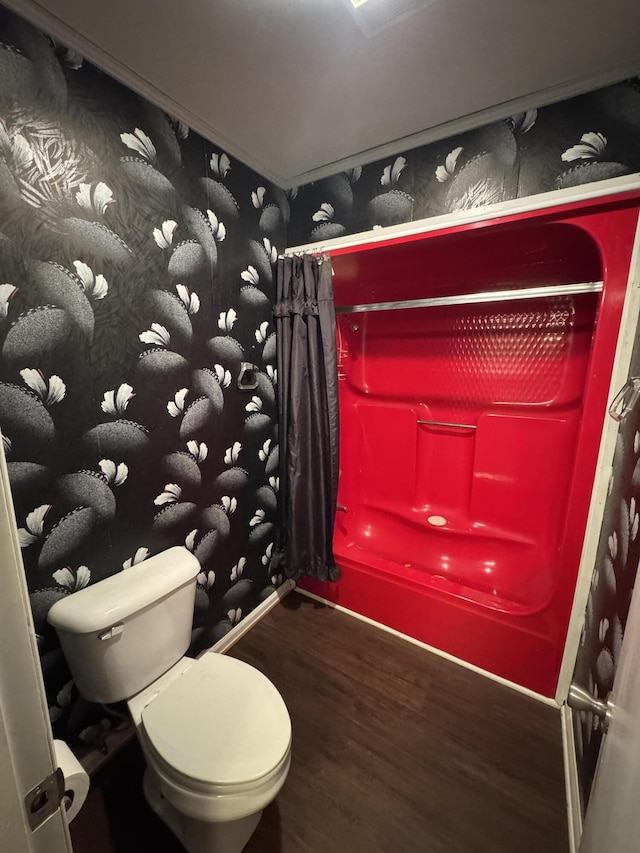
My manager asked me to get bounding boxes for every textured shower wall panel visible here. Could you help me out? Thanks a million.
[339,294,594,611]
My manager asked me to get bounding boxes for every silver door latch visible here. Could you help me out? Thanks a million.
[24,768,64,830]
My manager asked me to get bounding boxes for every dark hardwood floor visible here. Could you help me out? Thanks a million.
[71,592,569,852]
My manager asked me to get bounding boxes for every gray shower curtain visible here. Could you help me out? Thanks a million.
[270,254,340,581]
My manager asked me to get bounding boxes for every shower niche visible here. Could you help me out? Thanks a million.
[301,193,640,697]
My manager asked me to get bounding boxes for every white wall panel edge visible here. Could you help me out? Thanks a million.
[287,173,640,255]
[561,703,583,853]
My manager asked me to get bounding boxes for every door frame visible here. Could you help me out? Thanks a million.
[0,440,72,853]
[578,538,640,853]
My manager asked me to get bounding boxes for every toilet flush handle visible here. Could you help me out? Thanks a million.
[98,623,124,641]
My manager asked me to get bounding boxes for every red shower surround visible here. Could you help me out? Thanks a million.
[300,193,640,697]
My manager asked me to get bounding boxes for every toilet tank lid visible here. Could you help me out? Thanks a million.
[47,546,200,633]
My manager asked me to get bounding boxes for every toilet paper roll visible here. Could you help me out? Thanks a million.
[53,739,90,823]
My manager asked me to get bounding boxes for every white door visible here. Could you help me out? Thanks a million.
[580,571,640,852]
[0,440,72,853]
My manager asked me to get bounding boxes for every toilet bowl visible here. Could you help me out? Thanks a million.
[47,546,291,853]
[130,652,291,853]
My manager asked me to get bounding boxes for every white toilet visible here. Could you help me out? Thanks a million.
[47,546,292,853]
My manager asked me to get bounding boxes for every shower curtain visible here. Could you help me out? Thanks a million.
[270,254,340,581]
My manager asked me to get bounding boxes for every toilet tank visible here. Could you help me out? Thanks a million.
[47,546,200,704]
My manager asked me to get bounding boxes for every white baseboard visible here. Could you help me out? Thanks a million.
[210,581,559,707]
[295,587,559,707]
[561,704,583,853]
[208,579,296,655]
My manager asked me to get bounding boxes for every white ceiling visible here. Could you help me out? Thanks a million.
[5,0,640,188]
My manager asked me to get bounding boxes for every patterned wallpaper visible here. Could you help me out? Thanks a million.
[288,80,640,245]
[0,8,286,748]
[571,349,640,812]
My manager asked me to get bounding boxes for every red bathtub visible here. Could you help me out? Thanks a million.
[301,194,640,697]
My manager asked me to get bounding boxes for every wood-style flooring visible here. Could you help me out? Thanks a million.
[71,592,569,852]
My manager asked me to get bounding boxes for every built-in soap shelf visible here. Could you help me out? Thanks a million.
[411,506,536,546]
[357,497,536,546]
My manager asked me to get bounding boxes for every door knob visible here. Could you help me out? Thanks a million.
[608,377,640,422]
[567,683,613,732]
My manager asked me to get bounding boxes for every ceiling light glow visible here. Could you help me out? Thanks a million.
[346,0,437,38]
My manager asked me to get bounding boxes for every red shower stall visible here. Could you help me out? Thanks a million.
[301,191,640,698]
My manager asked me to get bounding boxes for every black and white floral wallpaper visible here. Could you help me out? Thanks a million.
[0,8,288,750]
[571,349,640,813]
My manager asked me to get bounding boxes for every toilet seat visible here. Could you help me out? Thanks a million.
[143,736,291,823]
[140,653,291,788]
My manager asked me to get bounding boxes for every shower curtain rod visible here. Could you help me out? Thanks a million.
[335,280,603,315]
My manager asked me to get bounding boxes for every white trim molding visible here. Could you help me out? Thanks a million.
[0,437,73,852]
[561,704,583,853]
[287,173,640,256]
[285,64,640,189]
[295,587,559,707]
